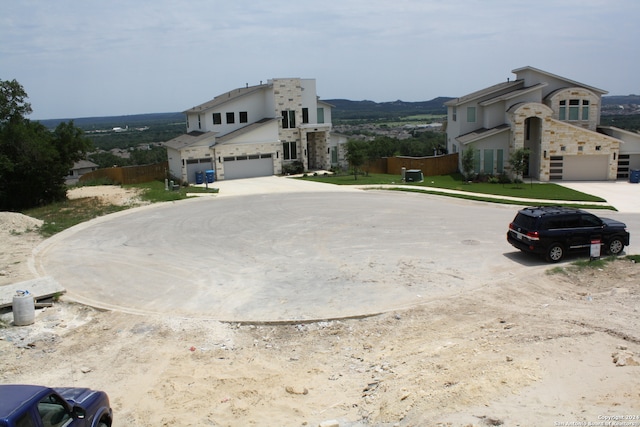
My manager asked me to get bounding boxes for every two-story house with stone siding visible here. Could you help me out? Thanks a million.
[445,66,640,181]
[164,78,345,183]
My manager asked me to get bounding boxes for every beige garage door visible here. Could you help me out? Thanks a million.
[563,155,609,180]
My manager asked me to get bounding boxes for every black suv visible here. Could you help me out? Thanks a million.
[507,206,630,262]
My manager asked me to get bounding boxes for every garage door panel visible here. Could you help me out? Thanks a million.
[224,157,273,180]
[563,155,608,181]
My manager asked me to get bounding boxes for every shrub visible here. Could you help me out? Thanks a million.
[498,173,511,184]
[282,160,304,175]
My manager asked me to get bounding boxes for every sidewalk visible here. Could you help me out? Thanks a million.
[354,184,613,209]
[191,175,640,213]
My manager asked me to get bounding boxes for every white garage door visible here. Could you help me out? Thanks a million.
[563,155,609,181]
[223,154,274,180]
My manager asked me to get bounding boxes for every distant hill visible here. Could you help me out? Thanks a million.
[37,112,185,130]
[35,95,639,129]
[326,97,453,120]
[601,95,640,106]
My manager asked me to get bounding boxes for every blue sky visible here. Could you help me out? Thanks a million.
[1,0,638,119]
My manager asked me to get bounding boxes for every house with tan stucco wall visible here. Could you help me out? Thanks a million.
[164,78,346,183]
[445,66,640,181]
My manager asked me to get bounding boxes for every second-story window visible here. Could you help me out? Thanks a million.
[452,107,457,122]
[282,110,295,129]
[213,113,222,125]
[226,112,235,124]
[569,99,580,120]
[467,107,476,123]
[302,108,309,124]
[198,114,201,129]
[559,99,589,121]
[317,108,324,124]
[581,100,589,120]
[240,111,248,123]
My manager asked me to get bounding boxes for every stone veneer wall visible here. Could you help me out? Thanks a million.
[545,87,601,131]
[509,102,619,181]
[304,131,330,170]
[543,119,619,180]
[273,78,305,168]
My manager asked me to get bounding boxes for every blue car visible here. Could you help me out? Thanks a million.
[0,385,112,427]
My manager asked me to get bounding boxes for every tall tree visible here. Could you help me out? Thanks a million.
[0,79,92,210]
[0,79,32,124]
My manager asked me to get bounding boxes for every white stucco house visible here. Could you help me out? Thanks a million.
[164,78,347,183]
[445,66,640,181]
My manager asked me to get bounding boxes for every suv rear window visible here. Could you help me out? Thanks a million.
[513,213,537,230]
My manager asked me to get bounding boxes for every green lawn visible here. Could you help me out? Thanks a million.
[299,172,606,202]
[25,181,218,236]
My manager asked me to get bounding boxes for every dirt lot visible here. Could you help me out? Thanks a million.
[1,187,639,426]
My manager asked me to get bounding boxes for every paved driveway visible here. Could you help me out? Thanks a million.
[560,181,640,213]
[32,177,640,322]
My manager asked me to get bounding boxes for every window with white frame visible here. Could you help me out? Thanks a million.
[317,108,324,124]
[452,106,457,122]
[559,99,589,121]
[581,100,589,120]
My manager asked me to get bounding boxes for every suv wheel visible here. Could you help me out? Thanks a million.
[607,238,624,255]
[546,243,564,262]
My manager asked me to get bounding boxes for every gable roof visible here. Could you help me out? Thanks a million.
[318,100,335,108]
[216,118,278,144]
[444,80,524,107]
[184,83,271,114]
[72,159,98,169]
[479,83,548,107]
[163,131,216,150]
[512,66,608,95]
[455,124,511,145]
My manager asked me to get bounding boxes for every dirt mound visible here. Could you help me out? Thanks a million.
[0,212,43,234]
[67,185,146,206]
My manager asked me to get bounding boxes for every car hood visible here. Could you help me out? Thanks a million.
[601,218,627,229]
[54,387,95,406]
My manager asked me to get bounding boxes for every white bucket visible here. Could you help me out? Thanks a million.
[13,290,35,326]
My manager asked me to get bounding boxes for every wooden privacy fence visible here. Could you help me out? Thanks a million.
[365,153,459,176]
[79,162,169,185]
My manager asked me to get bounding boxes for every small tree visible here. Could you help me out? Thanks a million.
[461,144,475,181]
[345,139,366,180]
[509,147,530,184]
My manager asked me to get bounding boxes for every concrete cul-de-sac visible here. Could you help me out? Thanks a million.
[31,177,640,322]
